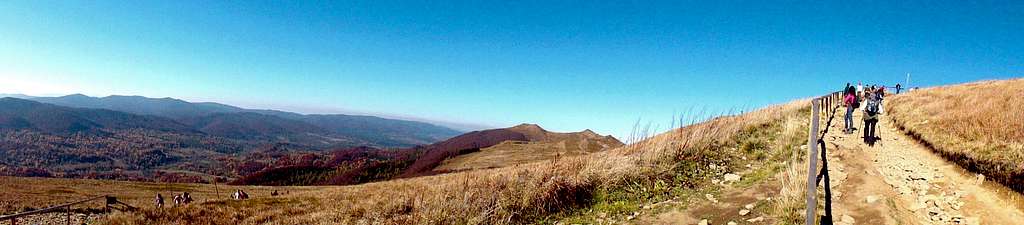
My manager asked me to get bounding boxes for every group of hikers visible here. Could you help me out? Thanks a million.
[843,82,897,146]
[153,192,193,208]
[154,189,271,208]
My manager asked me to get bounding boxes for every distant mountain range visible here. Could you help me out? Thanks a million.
[0,97,195,134]
[2,94,463,147]
[0,94,618,185]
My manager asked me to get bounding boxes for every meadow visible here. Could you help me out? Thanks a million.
[0,176,317,215]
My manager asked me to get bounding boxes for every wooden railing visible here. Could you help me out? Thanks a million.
[805,91,844,225]
[0,195,136,225]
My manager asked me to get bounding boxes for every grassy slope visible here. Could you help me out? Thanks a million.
[100,100,810,224]
[435,132,623,172]
[886,78,1024,192]
[550,102,812,224]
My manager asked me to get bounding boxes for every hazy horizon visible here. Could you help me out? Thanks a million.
[0,92,497,132]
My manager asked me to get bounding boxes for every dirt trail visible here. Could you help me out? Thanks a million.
[637,181,779,225]
[824,107,1024,225]
[633,107,1024,225]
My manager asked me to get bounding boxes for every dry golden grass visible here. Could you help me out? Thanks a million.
[887,78,1024,192]
[0,176,317,218]
[434,140,586,171]
[770,105,816,224]
[435,138,617,172]
[95,100,810,225]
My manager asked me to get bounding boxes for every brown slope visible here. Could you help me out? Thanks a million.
[399,128,529,177]
[434,124,623,172]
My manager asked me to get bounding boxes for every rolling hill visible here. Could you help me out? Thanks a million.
[400,123,622,177]
[434,124,624,172]
[0,97,195,134]
[230,123,621,186]
[30,94,241,119]
[0,98,240,180]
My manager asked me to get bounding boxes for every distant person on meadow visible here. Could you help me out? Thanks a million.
[173,194,183,206]
[155,193,164,208]
[233,189,250,200]
[182,192,193,204]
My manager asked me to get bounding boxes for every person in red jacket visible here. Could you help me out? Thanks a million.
[843,89,856,134]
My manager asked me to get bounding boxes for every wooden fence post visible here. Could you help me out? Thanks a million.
[805,99,821,225]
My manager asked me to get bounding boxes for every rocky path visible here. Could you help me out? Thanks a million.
[632,107,1024,225]
[822,108,1024,225]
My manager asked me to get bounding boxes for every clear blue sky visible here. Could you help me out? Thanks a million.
[1,1,1020,137]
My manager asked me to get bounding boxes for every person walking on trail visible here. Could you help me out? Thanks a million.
[863,89,882,145]
[843,87,857,134]
[895,83,902,94]
[876,85,884,114]
[844,82,856,104]
[155,193,164,208]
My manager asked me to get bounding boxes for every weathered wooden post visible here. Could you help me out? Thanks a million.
[827,96,831,117]
[805,99,821,225]
[105,196,114,213]
[214,177,221,200]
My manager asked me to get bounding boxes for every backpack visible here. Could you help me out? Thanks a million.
[852,94,861,109]
[865,99,879,115]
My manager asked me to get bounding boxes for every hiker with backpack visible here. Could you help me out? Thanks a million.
[863,88,882,144]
